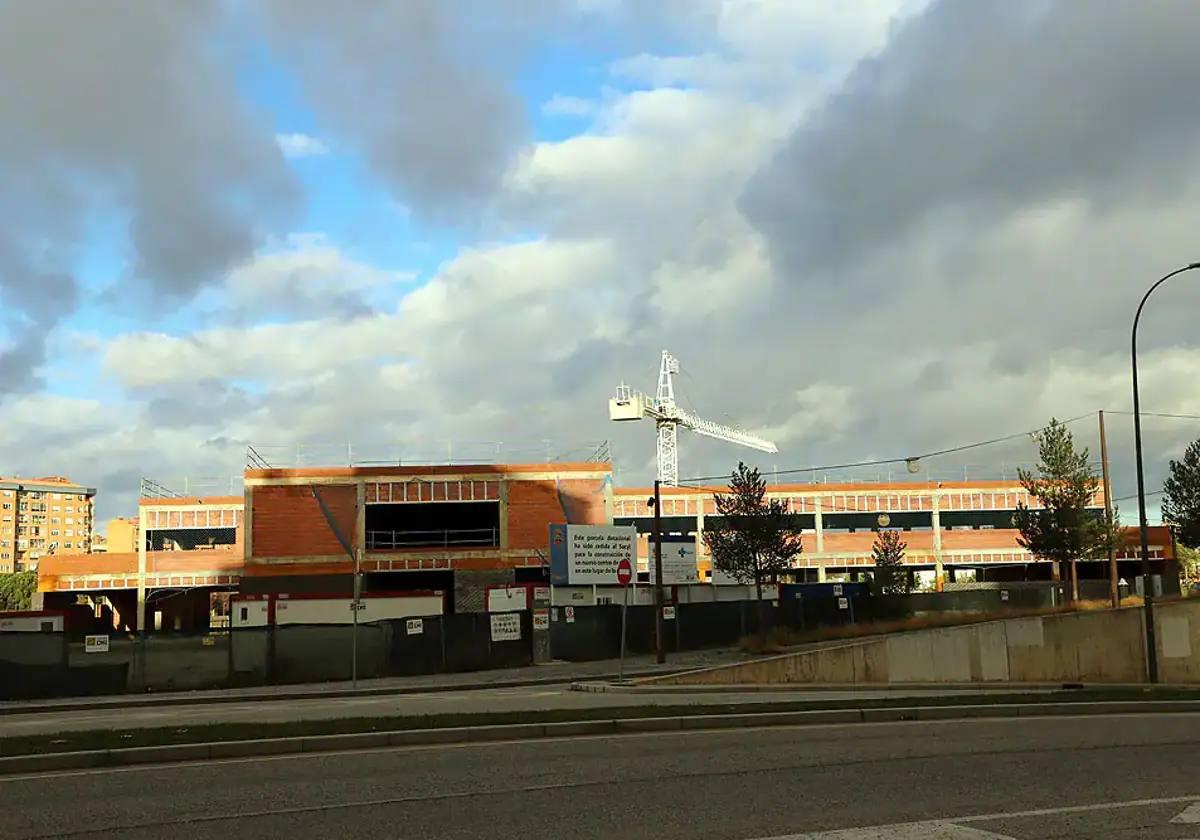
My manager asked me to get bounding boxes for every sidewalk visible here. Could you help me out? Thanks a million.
[0,648,751,715]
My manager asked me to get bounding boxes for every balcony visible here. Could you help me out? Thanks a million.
[366,528,498,550]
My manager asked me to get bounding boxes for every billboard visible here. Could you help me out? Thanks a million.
[648,540,699,585]
[549,523,636,584]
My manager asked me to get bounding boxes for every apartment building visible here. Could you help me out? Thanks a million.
[0,476,96,572]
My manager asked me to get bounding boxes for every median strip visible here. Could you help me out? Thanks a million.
[3,692,1200,775]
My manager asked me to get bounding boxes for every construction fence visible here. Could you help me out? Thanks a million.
[0,613,533,700]
[0,582,1170,699]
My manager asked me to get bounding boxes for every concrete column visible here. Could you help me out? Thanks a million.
[136,509,147,634]
[813,498,825,584]
[931,491,944,592]
[355,483,366,598]
[243,483,253,563]
[499,480,510,549]
[814,499,824,553]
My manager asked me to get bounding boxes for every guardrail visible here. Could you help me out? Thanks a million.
[366,528,499,550]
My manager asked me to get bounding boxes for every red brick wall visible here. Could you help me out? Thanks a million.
[252,484,357,559]
[506,481,563,550]
[504,478,607,550]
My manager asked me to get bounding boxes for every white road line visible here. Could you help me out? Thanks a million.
[759,823,1014,839]
[754,795,1200,839]
[1173,802,1200,823]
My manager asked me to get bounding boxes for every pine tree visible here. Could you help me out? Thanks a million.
[1163,438,1200,549]
[1014,419,1110,601]
[703,462,803,634]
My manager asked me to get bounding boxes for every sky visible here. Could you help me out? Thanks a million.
[3,0,1200,525]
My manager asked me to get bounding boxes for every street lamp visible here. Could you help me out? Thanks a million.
[1131,261,1200,684]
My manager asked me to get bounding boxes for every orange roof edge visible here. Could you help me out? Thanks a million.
[614,479,1034,495]
[246,462,612,480]
[139,495,244,506]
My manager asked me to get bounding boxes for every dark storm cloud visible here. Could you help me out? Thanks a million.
[743,0,1200,278]
[259,0,565,221]
[0,0,300,393]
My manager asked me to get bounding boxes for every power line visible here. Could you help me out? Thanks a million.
[677,412,1097,485]
[1103,410,1200,421]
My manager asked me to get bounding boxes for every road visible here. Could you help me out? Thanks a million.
[2,713,1198,839]
[0,684,1038,737]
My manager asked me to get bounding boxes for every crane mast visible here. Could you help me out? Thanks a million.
[610,350,777,485]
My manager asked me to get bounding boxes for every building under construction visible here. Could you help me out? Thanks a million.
[33,463,1179,633]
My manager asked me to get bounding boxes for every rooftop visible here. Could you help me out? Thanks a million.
[0,476,95,494]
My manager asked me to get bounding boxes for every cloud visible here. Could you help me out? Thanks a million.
[217,234,414,322]
[256,0,567,220]
[0,1,300,394]
[742,0,1200,279]
[11,0,1200,526]
[542,95,598,119]
[275,132,329,159]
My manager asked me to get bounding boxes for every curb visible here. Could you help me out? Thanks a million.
[0,667,693,716]
[569,680,1200,695]
[2,700,1199,776]
[572,680,1075,694]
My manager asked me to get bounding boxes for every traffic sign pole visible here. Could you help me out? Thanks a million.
[617,557,633,682]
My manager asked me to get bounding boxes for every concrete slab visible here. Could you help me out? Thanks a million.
[209,737,304,758]
[466,723,547,742]
[108,743,211,765]
[300,732,390,753]
[613,716,682,733]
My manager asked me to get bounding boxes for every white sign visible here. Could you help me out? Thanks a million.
[833,584,843,596]
[406,618,424,635]
[533,586,551,603]
[1000,590,1010,602]
[533,609,550,631]
[837,597,849,610]
[490,612,521,642]
[663,606,676,620]
[564,525,636,584]
[649,542,699,585]
[565,606,576,624]
[84,634,109,653]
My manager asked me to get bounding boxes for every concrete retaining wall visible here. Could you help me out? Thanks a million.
[650,601,1200,686]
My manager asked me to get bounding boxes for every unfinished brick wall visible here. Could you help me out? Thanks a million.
[251,484,357,559]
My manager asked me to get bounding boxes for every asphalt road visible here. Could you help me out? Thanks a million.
[2,713,1199,839]
[0,684,1040,737]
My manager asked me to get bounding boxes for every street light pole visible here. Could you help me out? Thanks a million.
[1132,262,1200,684]
[652,479,665,664]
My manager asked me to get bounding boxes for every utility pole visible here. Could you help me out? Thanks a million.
[652,479,665,664]
[1099,410,1119,608]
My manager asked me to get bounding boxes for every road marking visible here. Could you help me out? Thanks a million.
[1173,802,1200,823]
[763,824,1014,839]
[754,795,1200,839]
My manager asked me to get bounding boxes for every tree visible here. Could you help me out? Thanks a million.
[703,462,803,633]
[1163,438,1200,549]
[1014,418,1110,601]
[0,571,36,611]
[1177,544,1200,588]
[871,529,910,595]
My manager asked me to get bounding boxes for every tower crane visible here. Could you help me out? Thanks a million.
[609,350,778,486]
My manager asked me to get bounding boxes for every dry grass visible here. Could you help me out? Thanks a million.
[738,596,1178,656]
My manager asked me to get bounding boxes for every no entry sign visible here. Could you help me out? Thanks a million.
[617,557,633,587]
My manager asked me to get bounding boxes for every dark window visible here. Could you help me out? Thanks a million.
[366,502,500,549]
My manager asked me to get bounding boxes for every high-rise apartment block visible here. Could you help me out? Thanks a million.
[0,477,96,573]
